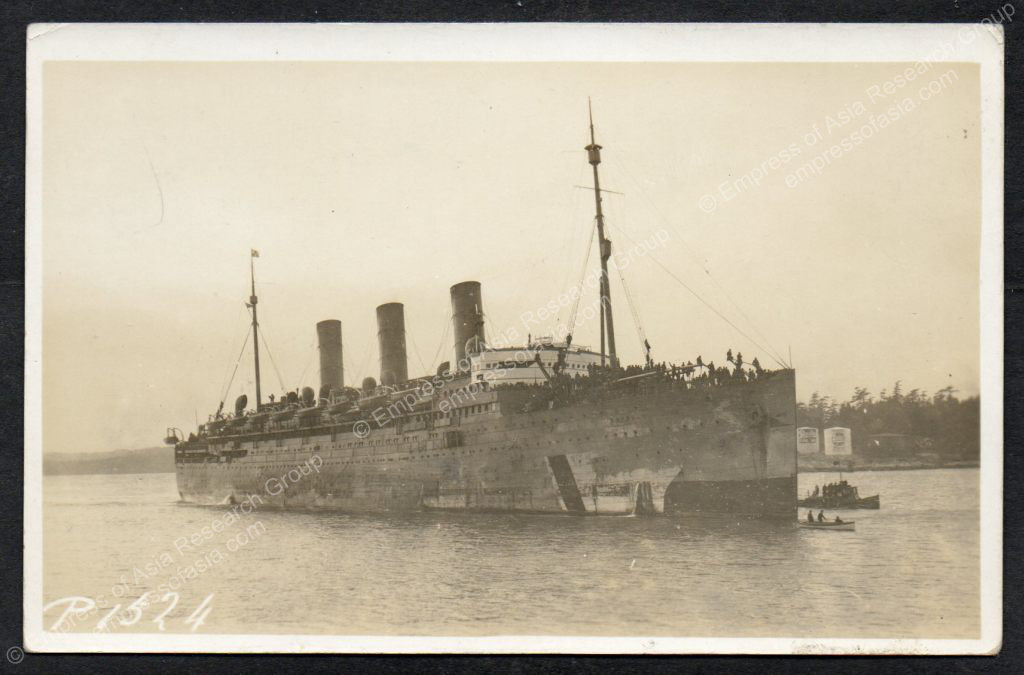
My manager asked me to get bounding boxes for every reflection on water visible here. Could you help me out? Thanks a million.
[42,468,979,638]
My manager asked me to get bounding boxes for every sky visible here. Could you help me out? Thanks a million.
[41,60,981,454]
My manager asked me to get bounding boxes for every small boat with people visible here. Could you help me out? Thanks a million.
[799,509,855,531]
[798,478,880,509]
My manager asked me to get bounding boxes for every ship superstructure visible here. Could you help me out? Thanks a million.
[167,109,798,517]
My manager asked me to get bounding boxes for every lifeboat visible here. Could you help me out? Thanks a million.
[798,520,855,531]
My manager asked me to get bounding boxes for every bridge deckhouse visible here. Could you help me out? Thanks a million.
[468,337,603,386]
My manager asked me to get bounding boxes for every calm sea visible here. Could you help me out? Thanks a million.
[42,468,979,638]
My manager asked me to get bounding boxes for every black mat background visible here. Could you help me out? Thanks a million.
[0,1,1018,672]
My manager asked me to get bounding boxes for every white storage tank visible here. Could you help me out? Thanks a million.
[824,427,852,455]
[797,427,820,454]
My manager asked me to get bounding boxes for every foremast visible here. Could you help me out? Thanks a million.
[248,249,263,411]
[586,100,618,368]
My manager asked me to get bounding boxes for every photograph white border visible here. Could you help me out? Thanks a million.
[24,22,1004,654]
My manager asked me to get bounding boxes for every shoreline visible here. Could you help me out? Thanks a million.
[797,460,978,474]
[45,463,980,478]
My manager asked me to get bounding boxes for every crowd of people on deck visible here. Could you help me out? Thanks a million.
[810,480,853,500]
[577,349,769,387]
[487,349,778,410]
[204,348,775,433]
[498,349,773,412]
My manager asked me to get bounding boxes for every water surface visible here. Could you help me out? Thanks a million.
[42,468,979,638]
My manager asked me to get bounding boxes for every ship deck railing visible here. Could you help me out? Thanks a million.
[187,366,790,443]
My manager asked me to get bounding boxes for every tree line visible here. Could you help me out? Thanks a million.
[796,382,979,460]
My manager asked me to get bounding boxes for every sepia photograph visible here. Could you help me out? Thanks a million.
[24,23,1003,654]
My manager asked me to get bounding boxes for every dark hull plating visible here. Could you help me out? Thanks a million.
[176,370,798,517]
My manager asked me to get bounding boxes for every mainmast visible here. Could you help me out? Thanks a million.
[249,249,263,411]
[586,100,618,368]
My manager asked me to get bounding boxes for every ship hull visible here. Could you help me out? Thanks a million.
[176,370,798,517]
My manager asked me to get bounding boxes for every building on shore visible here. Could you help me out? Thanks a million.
[797,427,820,454]
[823,427,852,456]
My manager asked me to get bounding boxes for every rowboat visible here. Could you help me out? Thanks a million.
[798,520,855,531]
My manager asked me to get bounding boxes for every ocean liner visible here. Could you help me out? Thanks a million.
[167,111,797,517]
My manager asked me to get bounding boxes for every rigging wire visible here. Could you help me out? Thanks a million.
[483,313,498,345]
[608,220,788,369]
[356,329,374,384]
[296,340,317,388]
[219,324,252,408]
[615,263,650,362]
[555,159,590,305]
[566,219,598,340]
[216,302,249,402]
[601,189,650,362]
[249,272,288,392]
[483,309,513,347]
[692,258,788,366]
[429,313,451,371]
[613,152,789,367]
[253,314,288,392]
[341,335,364,388]
[408,330,429,375]
[619,165,788,367]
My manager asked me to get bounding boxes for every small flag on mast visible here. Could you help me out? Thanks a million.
[251,249,260,258]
